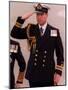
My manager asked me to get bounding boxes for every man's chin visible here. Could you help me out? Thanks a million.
[38,21,46,26]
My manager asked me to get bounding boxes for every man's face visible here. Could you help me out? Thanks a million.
[36,12,48,26]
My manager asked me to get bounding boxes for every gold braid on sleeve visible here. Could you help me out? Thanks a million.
[26,24,36,52]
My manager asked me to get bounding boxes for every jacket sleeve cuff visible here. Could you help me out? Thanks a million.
[15,16,25,28]
[55,64,63,76]
[55,69,62,76]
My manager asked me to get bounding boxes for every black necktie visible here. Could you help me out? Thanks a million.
[40,27,43,36]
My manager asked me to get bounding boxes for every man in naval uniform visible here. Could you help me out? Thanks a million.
[10,3,64,87]
[10,39,26,89]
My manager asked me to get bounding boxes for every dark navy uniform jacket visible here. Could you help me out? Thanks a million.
[10,17,64,83]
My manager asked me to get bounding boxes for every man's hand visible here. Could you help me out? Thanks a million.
[15,83,23,88]
[15,71,24,88]
[22,11,35,20]
[54,73,61,85]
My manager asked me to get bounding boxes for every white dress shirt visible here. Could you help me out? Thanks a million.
[39,22,47,36]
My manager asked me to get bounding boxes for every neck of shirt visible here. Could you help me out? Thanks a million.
[39,22,47,35]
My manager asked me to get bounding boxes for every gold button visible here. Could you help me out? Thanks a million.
[34,63,37,66]
[43,59,45,62]
[35,54,38,57]
[44,51,47,54]
[35,58,37,61]
[42,64,45,67]
[44,56,46,58]
[36,50,38,52]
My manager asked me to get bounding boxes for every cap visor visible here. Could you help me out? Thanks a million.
[35,11,44,14]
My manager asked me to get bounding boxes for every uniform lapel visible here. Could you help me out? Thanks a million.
[35,24,41,38]
[35,24,50,39]
[44,24,50,37]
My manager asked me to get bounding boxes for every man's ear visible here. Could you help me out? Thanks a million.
[44,12,48,16]
[46,13,48,16]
